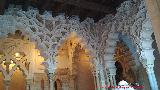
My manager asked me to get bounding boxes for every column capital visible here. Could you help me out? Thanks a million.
[105,47,115,54]
[96,68,100,74]
[48,73,54,79]
[108,68,117,76]
[104,53,115,61]
[105,60,116,69]
[145,64,154,73]
[92,70,96,76]
[96,64,104,69]
[26,78,32,83]
[140,50,155,67]
[42,58,56,74]
[105,60,116,75]
[4,79,10,86]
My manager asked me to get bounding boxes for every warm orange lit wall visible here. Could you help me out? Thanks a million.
[76,51,95,90]
[33,49,45,73]
[56,53,70,68]
[9,69,26,90]
[56,32,81,69]
[0,38,47,90]
[0,72,4,90]
[56,32,95,90]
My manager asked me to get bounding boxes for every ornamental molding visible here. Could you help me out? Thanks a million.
[95,0,156,72]
[0,0,154,73]
[0,38,34,79]
[97,0,151,57]
[0,6,99,74]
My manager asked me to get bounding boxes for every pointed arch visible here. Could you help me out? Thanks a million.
[54,31,96,90]
[55,31,95,63]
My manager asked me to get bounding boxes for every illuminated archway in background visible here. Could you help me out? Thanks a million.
[54,32,95,90]
[0,30,47,90]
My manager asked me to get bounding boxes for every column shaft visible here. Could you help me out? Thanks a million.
[147,72,156,90]
[48,73,54,90]
[4,80,10,90]
[151,73,158,89]
[140,19,159,90]
[96,70,101,90]
[100,67,106,90]
[146,67,158,90]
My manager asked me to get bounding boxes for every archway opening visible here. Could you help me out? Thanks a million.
[9,69,26,90]
[114,41,136,85]
[115,61,123,84]
[0,30,49,90]
[55,32,95,90]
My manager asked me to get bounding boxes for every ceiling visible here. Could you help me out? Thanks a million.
[0,0,126,21]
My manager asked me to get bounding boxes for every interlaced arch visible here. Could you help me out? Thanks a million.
[0,38,33,79]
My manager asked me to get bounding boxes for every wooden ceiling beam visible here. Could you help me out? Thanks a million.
[53,0,115,13]
[0,0,9,14]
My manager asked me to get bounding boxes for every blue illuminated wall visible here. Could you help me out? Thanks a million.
[118,33,136,55]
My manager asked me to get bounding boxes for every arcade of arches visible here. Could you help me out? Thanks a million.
[0,0,160,90]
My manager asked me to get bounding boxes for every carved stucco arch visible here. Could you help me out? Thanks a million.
[103,1,152,86]
[0,38,35,80]
[54,31,97,82]
[104,0,149,59]
[1,10,87,55]
[104,0,158,89]
[56,31,95,59]
[0,7,98,74]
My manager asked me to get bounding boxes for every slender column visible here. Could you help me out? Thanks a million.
[145,64,158,90]
[109,74,113,86]
[26,78,32,90]
[96,68,101,90]
[139,19,159,90]
[92,69,98,90]
[105,66,117,90]
[151,72,158,88]
[93,75,97,90]
[106,73,110,89]
[112,75,116,86]
[99,65,106,90]
[105,56,117,90]
[4,79,10,90]
[108,65,117,87]
[141,48,159,90]
[104,32,119,90]
[42,56,56,90]
[48,73,54,90]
